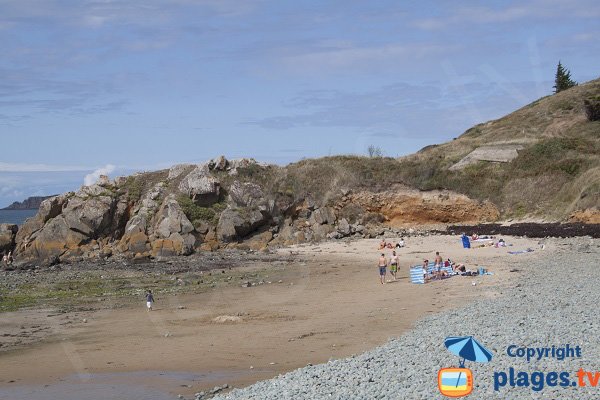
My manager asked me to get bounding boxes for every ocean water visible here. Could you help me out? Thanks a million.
[0,209,38,225]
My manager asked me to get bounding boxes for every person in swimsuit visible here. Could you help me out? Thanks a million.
[389,251,399,281]
[434,251,443,278]
[379,239,387,250]
[378,253,387,284]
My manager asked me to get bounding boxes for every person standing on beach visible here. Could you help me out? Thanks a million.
[145,290,155,311]
[378,253,388,284]
[389,251,399,281]
[434,251,443,277]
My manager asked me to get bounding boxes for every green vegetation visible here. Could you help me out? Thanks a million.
[268,78,599,220]
[177,194,226,224]
[122,176,144,202]
[553,61,577,93]
[0,265,279,313]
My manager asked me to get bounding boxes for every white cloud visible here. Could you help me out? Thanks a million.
[279,42,458,74]
[84,164,116,186]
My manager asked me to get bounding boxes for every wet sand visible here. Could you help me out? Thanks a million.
[0,235,541,399]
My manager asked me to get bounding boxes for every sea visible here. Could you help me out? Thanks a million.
[0,209,38,225]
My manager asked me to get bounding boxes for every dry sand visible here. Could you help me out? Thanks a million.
[0,235,542,398]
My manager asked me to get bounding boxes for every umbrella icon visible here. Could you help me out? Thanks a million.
[442,336,493,393]
[444,336,493,367]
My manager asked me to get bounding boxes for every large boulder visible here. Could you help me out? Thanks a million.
[14,184,124,265]
[209,155,229,171]
[18,216,87,264]
[118,182,166,255]
[168,163,194,180]
[337,218,351,236]
[178,165,221,206]
[309,207,336,225]
[229,181,265,208]
[150,196,195,256]
[14,194,70,246]
[0,224,18,253]
[227,158,259,175]
[217,208,269,243]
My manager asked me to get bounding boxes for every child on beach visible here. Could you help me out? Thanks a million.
[145,290,155,311]
[377,253,388,284]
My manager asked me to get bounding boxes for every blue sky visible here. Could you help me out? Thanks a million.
[0,0,599,207]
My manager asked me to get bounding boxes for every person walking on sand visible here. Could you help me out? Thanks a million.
[145,290,155,311]
[389,251,399,281]
[378,253,388,284]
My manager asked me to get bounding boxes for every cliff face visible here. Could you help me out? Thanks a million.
[11,156,499,266]
[2,196,57,210]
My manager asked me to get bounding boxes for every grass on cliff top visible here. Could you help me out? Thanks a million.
[275,79,600,220]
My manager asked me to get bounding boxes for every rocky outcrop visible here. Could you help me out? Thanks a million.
[15,182,128,265]
[178,165,221,206]
[229,181,265,208]
[9,155,513,267]
[151,195,195,256]
[0,224,18,253]
[117,182,166,256]
[217,208,270,243]
[168,164,194,180]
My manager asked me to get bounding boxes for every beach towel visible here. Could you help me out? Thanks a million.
[508,248,534,255]
[410,266,425,284]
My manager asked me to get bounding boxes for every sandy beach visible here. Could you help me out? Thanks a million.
[0,234,543,399]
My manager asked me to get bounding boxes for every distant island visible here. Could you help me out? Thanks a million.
[2,195,57,210]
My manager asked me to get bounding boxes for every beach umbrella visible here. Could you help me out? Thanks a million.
[444,336,493,389]
[444,336,493,367]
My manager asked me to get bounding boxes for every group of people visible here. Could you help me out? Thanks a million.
[376,241,474,284]
[378,238,404,250]
[377,250,400,284]
[2,251,13,268]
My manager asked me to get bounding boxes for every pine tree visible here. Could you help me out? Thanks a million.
[553,61,577,93]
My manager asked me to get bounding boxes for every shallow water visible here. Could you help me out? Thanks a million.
[0,370,250,400]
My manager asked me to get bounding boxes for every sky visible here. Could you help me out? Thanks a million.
[0,0,599,207]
